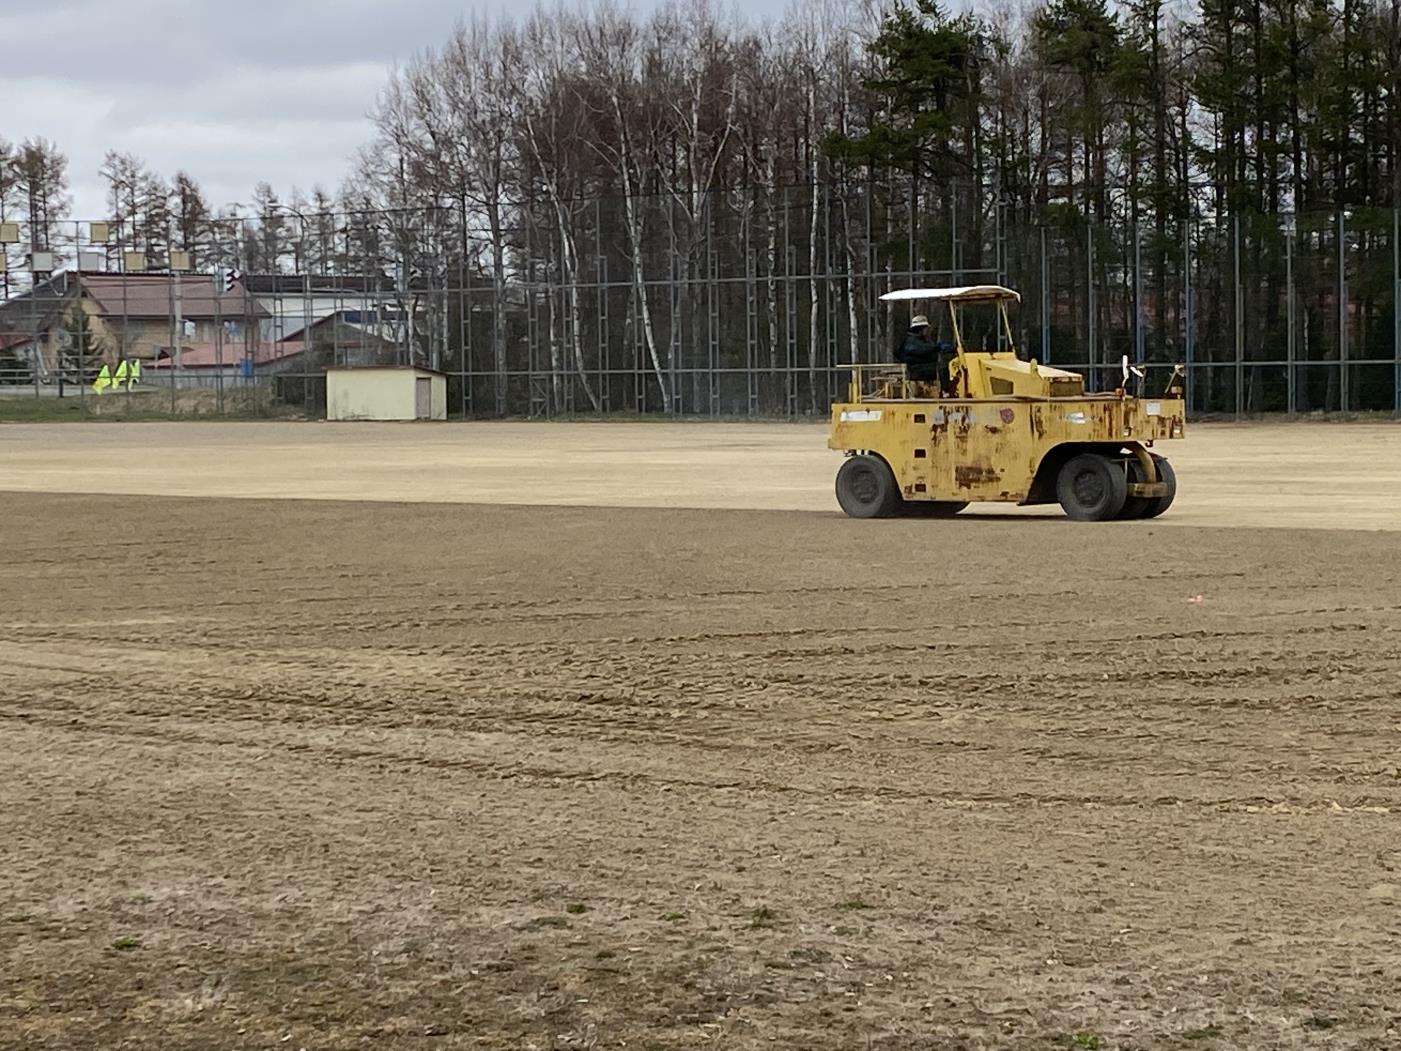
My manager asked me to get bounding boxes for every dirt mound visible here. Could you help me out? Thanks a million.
[81,387,295,418]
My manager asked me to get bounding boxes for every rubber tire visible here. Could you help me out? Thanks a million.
[902,501,969,518]
[1139,455,1177,518]
[836,455,902,519]
[1056,453,1129,522]
[1120,457,1152,519]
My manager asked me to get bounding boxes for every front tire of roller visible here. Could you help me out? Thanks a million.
[1056,453,1128,522]
[836,454,902,519]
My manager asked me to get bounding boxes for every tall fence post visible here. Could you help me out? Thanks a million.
[1394,205,1400,419]
[1086,216,1095,389]
[76,228,87,419]
[1184,215,1194,414]
[949,181,958,284]
[1233,213,1243,416]
[29,268,39,399]
[1133,224,1144,365]
[1039,225,1050,363]
[1339,209,1349,413]
[1285,212,1296,415]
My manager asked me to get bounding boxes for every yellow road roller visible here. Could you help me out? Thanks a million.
[829,285,1185,521]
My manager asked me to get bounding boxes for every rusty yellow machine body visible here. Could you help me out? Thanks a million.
[828,285,1186,521]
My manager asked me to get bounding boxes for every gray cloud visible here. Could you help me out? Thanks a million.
[1,0,794,220]
[3,0,475,81]
[1,0,500,217]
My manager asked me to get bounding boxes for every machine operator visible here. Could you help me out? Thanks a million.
[895,315,955,390]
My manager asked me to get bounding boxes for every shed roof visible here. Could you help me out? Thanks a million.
[326,364,445,376]
[0,272,74,330]
[149,341,307,368]
[241,273,400,296]
[77,273,267,320]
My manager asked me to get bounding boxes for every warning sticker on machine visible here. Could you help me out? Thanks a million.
[1066,411,1088,424]
[1146,401,1163,416]
[840,410,883,423]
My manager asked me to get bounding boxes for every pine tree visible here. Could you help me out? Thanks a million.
[171,172,212,267]
[15,139,70,255]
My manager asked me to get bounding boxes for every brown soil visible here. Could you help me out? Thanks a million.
[3,493,1400,1050]
[2,420,1400,530]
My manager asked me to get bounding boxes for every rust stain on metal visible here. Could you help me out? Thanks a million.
[955,463,1000,488]
[928,407,952,439]
[1087,402,1117,426]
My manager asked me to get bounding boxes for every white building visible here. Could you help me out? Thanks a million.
[326,366,446,421]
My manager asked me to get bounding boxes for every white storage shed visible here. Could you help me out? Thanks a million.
[326,366,447,421]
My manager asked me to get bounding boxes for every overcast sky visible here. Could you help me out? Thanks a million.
[2,0,788,221]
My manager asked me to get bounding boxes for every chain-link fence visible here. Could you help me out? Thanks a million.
[2,187,1398,419]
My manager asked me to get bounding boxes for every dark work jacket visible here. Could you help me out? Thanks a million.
[895,330,938,365]
[896,330,952,382]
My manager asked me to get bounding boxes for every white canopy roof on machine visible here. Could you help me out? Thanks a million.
[879,285,1021,304]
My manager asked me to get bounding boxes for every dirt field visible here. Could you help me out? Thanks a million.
[3,423,1401,1050]
[1,419,1400,529]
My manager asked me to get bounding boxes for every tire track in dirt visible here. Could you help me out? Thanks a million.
[4,492,1401,1049]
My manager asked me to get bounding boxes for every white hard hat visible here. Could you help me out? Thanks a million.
[911,315,929,328]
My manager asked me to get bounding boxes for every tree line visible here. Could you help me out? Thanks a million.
[0,141,382,281]
[355,0,1401,412]
[4,0,1401,413]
